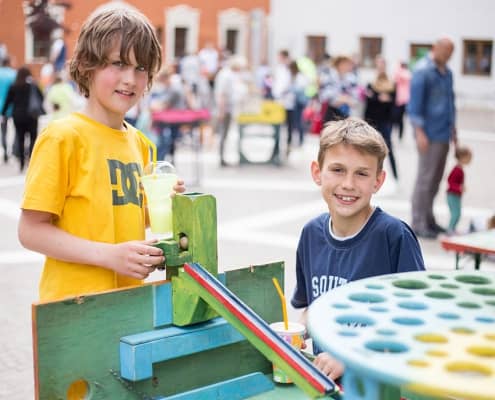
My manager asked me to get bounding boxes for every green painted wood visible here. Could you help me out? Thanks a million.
[171,193,218,325]
[178,270,324,399]
[225,262,285,324]
[34,263,285,400]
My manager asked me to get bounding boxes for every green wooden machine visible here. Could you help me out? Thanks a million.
[32,193,337,400]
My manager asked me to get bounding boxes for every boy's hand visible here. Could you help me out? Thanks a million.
[313,352,344,380]
[173,179,186,195]
[105,240,165,279]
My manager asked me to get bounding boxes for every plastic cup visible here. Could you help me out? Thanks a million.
[141,161,177,235]
[269,321,306,383]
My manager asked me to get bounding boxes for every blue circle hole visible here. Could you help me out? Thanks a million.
[392,317,424,326]
[366,284,385,290]
[377,329,396,336]
[332,303,351,309]
[365,340,409,353]
[476,316,495,323]
[336,314,375,327]
[398,301,428,311]
[349,292,386,303]
[369,306,388,313]
[437,312,460,320]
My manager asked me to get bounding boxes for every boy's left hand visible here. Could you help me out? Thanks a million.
[173,179,186,194]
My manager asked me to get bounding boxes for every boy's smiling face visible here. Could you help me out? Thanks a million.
[311,143,385,236]
[86,40,149,129]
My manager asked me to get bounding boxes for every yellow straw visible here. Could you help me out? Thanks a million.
[136,130,157,165]
[272,277,289,331]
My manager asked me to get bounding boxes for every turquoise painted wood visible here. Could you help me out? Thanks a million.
[308,270,495,400]
[156,372,274,400]
[153,283,172,327]
[120,317,245,381]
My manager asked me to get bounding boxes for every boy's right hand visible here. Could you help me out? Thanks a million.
[104,240,165,279]
[313,352,345,380]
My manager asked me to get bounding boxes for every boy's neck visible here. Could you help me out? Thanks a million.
[82,104,126,131]
[330,206,375,237]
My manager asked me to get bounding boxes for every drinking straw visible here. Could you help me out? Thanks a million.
[272,277,289,331]
[136,130,157,166]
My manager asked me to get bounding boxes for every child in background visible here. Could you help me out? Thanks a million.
[446,146,472,234]
[291,117,425,380]
[18,5,184,302]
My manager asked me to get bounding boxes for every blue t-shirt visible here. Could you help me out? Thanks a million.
[291,207,425,310]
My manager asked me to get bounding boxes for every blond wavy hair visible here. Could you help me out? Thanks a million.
[318,117,388,172]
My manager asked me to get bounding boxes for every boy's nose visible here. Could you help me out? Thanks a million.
[341,174,354,189]
[121,66,136,83]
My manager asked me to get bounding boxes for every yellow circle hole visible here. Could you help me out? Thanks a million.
[446,362,492,377]
[415,333,448,344]
[485,334,495,341]
[408,359,429,368]
[468,346,495,358]
[427,350,448,357]
[67,379,89,400]
[451,327,475,335]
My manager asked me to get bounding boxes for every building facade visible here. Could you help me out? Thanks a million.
[270,0,495,108]
[0,0,269,77]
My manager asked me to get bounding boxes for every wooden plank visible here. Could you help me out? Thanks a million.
[158,372,274,400]
[120,317,245,381]
[172,194,219,325]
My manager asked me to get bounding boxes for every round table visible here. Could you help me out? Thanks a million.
[308,270,495,400]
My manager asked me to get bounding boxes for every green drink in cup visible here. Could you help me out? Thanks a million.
[141,161,177,235]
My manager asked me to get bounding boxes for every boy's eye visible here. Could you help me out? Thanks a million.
[112,61,124,68]
[357,171,369,177]
[136,65,147,72]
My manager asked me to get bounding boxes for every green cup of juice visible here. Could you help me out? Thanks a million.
[141,161,177,235]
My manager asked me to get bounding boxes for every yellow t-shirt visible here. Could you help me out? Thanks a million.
[22,113,150,301]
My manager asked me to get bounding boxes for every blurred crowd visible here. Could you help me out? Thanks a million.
[0,39,415,174]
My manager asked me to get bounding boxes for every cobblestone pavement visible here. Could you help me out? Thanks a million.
[0,111,494,399]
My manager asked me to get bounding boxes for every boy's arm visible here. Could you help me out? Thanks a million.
[300,308,345,379]
[18,209,164,279]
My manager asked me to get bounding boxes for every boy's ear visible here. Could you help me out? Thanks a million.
[311,161,322,186]
[373,170,386,193]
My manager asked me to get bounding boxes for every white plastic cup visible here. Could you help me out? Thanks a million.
[141,161,177,235]
[269,321,306,383]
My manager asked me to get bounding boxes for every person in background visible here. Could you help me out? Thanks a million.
[291,117,424,380]
[408,37,456,239]
[0,56,16,163]
[214,55,247,167]
[50,29,67,74]
[392,61,411,140]
[45,73,79,121]
[198,41,219,90]
[272,50,294,151]
[1,66,43,171]
[446,146,472,235]
[320,55,357,122]
[364,55,398,181]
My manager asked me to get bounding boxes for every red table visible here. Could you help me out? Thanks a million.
[440,229,495,270]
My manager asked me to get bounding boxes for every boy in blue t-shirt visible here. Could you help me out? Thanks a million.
[291,117,425,380]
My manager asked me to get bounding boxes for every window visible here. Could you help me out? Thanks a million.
[174,27,187,59]
[226,29,238,54]
[463,40,492,76]
[306,36,327,64]
[409,43,432,68]
[32,29,52,59]
[360,37,382,68]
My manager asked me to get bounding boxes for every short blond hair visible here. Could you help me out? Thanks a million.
[318,117,388,172]
[70,6,162,97]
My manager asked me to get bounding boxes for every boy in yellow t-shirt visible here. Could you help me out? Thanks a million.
[19,6,184,301]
